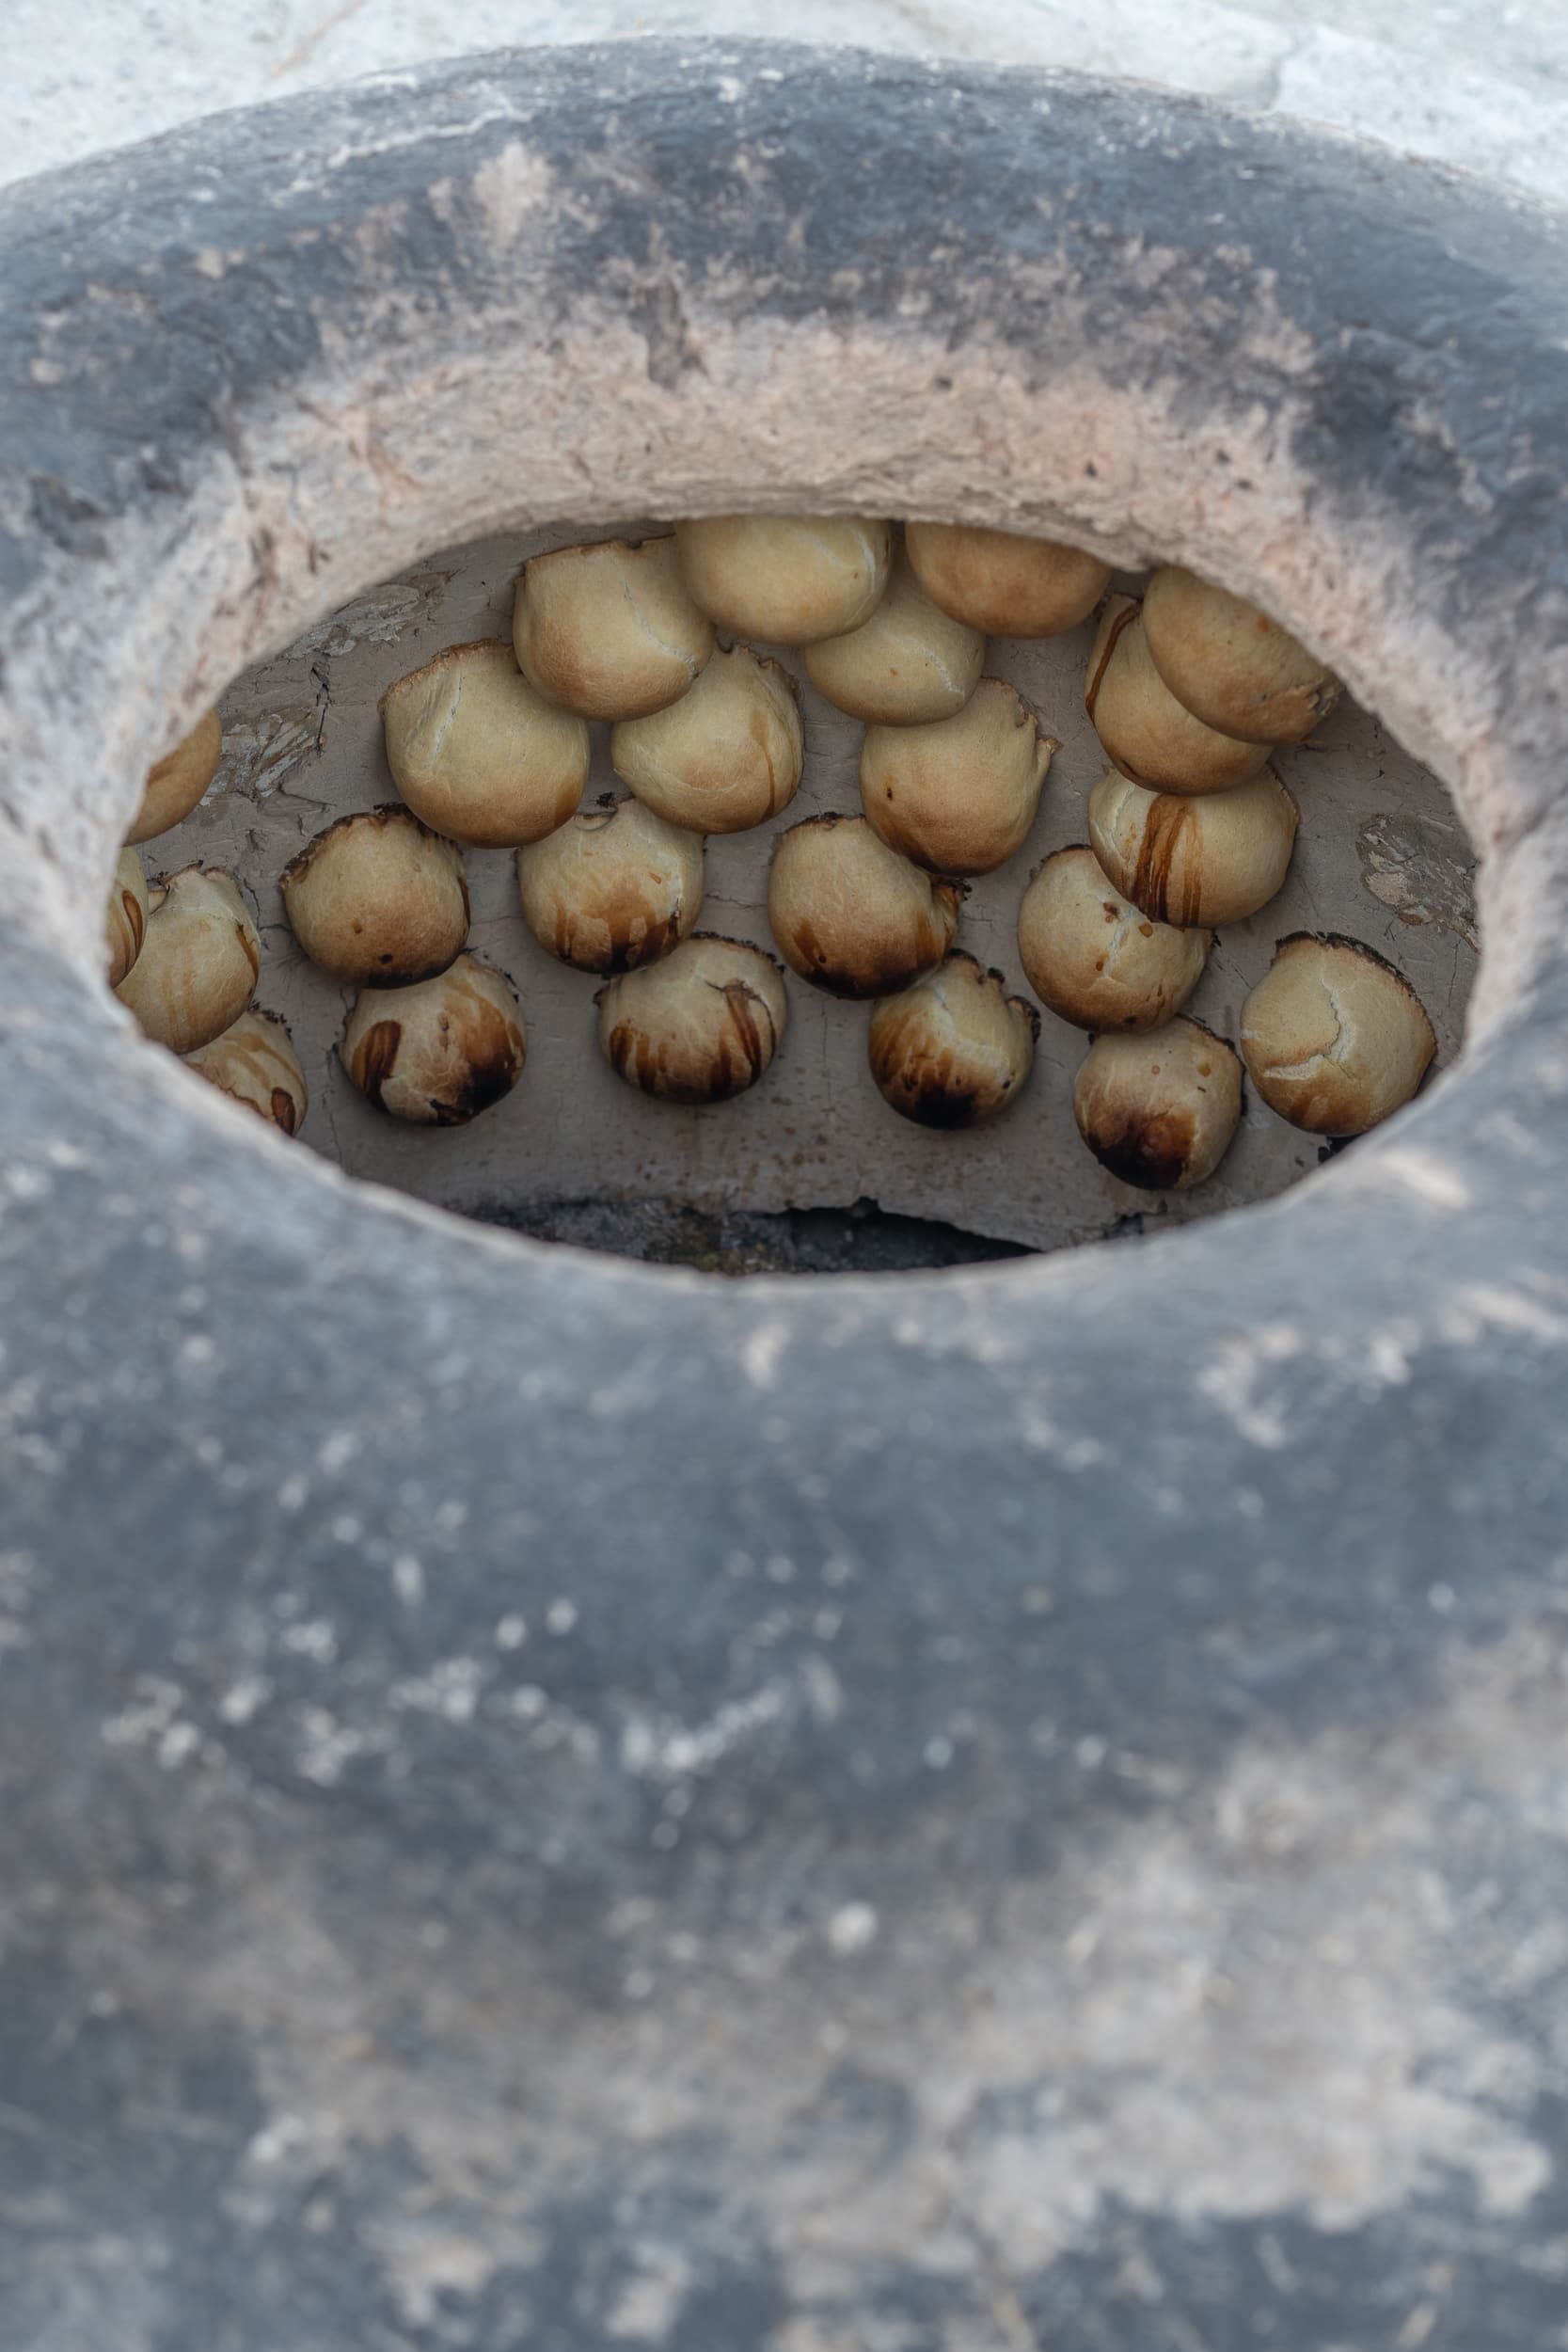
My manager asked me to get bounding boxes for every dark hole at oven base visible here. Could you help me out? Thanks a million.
[461,1123,1367,1272]
[467,1193,1050,1274]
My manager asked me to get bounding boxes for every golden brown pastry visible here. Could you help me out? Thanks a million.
[1142,566,1340,743]
[1073,1019,1243,1189]
[281,807,468,986]
[802,553,984,723]
[340,955,527,1125]
[1018,845,1211,1031]
[104,848,150,989]
[868,953,1037,1127]
[516,796,704,974]
[903,521,1109,637]
[611,645,801,834]
[674,515,892,644]
[116,866,259,1055]
[513,536,715,720]
[186,1010,308,1136]
[860,678,1057,875]
[1085,596,1271,793]
[768,814,962,997]
[1087,766,1298,928]
[596,934,787,1104]
[381,639,588,847]
[126,708,223,845]
[1240,932,1435,1136]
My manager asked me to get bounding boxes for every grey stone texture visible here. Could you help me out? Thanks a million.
[8,0,1568,209]
[2,38,1568,2352]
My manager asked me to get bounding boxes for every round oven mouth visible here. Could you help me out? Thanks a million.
[104,507,1480,1279]
[0,40,1563,1345]
[6,32,1560,1321]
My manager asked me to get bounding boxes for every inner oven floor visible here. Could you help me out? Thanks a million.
[151,523,1480,1257]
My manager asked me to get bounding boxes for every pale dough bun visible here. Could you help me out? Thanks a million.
[1088,765,1298,928]
[868,952,1038,1128]
[513,536,715,721]
[281,806,469,986]
[1142,565,1340,743]
[126,708,223,845]
[340,954,527,1126]
[104,848,149,989]
[1085,596,1270,793]
[1240,931,1435,1136]
[596,934,787,1104]
[116,866,259,1055]
[768,814,962,998]
[516,796,704,975]
[1073,1018,1243,1190]
[674,516,892,644]
[1018,845,1211,1032]
[381,639,588,848]
[860,677,1057,875]
[904,520,1110,637]
[186,1010,308,1136]
[611,645,801,834]
[802,552,984,723]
